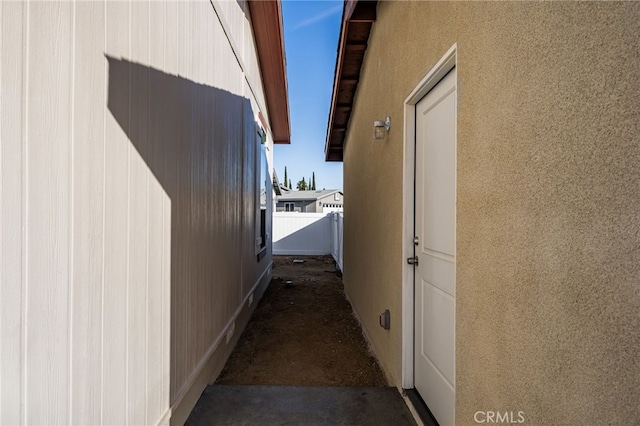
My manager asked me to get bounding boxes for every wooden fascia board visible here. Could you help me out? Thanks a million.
[248,0,291,144]
[324,0,376,161]
[324,3,354,161]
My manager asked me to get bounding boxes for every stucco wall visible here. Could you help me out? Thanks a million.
[343,2,640,424]
[0,1,274,424]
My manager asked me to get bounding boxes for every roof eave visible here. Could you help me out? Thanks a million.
[248,0,291,144]
[324,0,377,161]
[277,189,342,202]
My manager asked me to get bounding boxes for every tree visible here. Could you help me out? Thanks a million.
[289,179,292,189]
[296,177,307,191]
[284,166,288,188]
[311,172,316,190]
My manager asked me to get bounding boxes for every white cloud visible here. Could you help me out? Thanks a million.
[292,4,343,31]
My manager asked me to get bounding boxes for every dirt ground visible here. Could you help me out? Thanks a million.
[216,255,388,387]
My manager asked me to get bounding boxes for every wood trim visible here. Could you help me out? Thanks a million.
[325,0,378,161]
[248,0,291,144]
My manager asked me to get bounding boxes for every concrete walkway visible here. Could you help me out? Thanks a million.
[186,385,417,426]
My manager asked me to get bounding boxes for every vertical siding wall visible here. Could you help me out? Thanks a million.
[0,1,272,424]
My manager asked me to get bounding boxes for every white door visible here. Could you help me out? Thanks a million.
[414,67,456,426]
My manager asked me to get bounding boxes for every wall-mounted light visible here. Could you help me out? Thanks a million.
[373,116,391,140]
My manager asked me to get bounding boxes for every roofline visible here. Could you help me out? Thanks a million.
[277,190,344,201]
[324,0,377,161]
[248,0,291,144]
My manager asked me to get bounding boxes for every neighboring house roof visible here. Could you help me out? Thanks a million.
[248,0,291,144]
[272,169,288,195]
[277,190,343,202]
[324,0,377,161]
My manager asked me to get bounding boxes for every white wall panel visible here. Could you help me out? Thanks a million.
[1,0,274,423]
[161,3,177,418]
[173,0,192,396]
[128,1,151,423]
[103,2,130,423]
[0,2,25,424]
[25,2,73,423]
[241,92,258,300]
[242,2,269,131]
[70,2,106,424]
[214,0,245,65]
[147,2,169,423]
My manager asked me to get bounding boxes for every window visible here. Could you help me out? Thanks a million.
[285,202,295,212]
[256,127,269,260]
[334,193,341,201]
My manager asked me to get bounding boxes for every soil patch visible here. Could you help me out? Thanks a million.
[216,255,388,387]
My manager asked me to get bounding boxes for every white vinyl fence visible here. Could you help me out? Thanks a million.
[273,212,343,271]
[331,212,344,271]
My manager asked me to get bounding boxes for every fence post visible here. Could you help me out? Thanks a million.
[331,212,337,259]
[338,213,343,271]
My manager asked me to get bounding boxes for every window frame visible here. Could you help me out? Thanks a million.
[255,127,269,260]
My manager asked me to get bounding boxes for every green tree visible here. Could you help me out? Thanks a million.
[311,172,316,190]
[296,177,307,191]
[288,178,292,189]
[284,166,288,188]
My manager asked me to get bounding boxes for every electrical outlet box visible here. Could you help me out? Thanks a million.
[379,310,391,330]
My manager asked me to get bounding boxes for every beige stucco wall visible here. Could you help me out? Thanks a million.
[343,1,640,424]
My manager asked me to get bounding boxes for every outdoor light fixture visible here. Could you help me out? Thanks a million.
[373,116,391,140]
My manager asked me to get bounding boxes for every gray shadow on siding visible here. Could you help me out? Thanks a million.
[236,0,249,16]
[106,55,253,401]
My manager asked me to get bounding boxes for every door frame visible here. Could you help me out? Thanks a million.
[402,44,457,389]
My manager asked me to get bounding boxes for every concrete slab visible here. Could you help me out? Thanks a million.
[186,385,417,426]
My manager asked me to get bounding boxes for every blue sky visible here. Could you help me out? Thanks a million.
[275,0,344,191]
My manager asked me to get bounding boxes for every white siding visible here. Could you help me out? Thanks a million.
[147,3,168,422]
[0,2,25,424]
[103,2,130,422]
[72,2,106,424]
[25,3,73,423]
[0,0,273,424]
